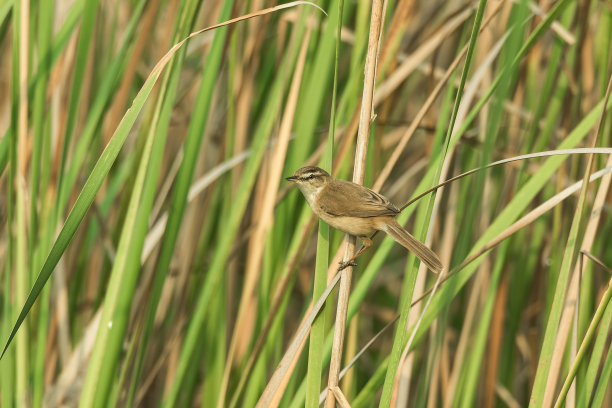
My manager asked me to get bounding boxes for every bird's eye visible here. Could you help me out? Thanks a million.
[307,175,315,180]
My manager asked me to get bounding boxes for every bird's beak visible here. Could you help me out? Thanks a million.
[286,176,297,182]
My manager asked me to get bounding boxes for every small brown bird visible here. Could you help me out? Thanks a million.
[286,166,443,273]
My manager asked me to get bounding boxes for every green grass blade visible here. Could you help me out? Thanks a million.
[590,313,612,407]
[0,0,12,28]
[0,130,7,180]
[0,15,194,360]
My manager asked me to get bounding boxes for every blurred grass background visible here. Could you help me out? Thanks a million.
[1,0,612,406]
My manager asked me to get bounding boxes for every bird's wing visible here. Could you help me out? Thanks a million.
[319,180,400,218]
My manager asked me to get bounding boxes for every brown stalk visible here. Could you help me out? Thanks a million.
[49,34,77,187]
[377,0,414,74]
[484,272,508,408]
[232,0,259,186]
[319,314,400,404]
[325,2,385,407]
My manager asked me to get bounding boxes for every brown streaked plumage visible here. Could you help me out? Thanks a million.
[286,166,443,273]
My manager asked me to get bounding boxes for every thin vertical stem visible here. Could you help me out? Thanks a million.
[325,1,384,407]
[15,0,30,404]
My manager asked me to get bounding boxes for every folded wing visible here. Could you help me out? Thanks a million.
[320,180,400,218]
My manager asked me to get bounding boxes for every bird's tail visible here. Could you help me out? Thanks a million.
[381,220,443,274]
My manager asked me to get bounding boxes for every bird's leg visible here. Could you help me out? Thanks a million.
[338,236,373,270]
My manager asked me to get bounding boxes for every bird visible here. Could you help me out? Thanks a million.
[286,166,443,273]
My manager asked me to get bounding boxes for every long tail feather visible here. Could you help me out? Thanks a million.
[382,220,443,273]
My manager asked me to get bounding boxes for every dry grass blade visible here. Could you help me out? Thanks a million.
[495,383,523,408]
[579,251,612,275]
[401,148,612,212]
[523,0,575,44]
[17,0,28,179]
[331,386,352,408]
[44,311,101,406]
[104,0,164,138]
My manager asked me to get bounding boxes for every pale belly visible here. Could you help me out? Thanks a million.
[319,213,378,237]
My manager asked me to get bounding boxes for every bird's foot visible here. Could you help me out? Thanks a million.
[338,260,358,271]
